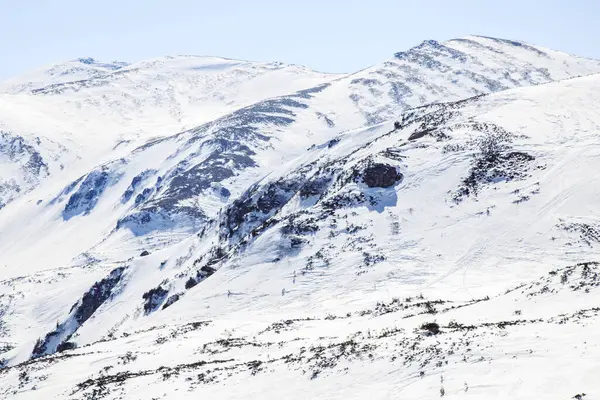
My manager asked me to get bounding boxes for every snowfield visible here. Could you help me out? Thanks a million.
[1,36,600,400]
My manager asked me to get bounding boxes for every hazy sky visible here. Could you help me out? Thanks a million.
[1,1,598,79]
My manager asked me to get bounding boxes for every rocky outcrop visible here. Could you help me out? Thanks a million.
[31,266,127,359]
[360,164,403,188]
[62,167,120,220]
[142,286,169,314]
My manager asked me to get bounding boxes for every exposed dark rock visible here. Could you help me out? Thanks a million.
[121,170,156,203]
[221,175,306,242]
[142,286,169,314]
[185,277,198,290]
[219,187,231,198]
[293,83,330,98]
[408,128,436,141]
[420,322,440,335]
[31,267,126,359]
[299,176,332,198]
[56,341,77,353]
[200,265,217,277]
[134,188,153,206]
[163,143,255,202]
[63,169,114,220]
[162,294,181,310]
[290,237,307,248]
[140,250,150,257]
[75,267,126,324]
[0,131,50,208]
[361,164,403,188]
[49,176,84,206]
[184,265,217,291]
[32,331,60,359]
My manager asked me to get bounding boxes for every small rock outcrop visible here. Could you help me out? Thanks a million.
[31,266,126,359]
[75,267,126,325]
[361,164,403,188]
[142,286,169,314]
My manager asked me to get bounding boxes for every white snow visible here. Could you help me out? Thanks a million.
[1,37,600,400]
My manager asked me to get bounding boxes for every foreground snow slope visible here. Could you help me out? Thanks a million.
[2,70,600,399]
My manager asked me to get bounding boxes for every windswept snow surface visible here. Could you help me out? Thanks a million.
[1,37,600,399]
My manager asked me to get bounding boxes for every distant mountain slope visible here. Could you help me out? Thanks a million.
[3,36,600,399]
[0,55,339,135]
[0,57,130,94]
[1,36,598,214]
[324,35,600,124]
[0,56,340,210]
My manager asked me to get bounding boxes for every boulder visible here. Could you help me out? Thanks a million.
[361,164,403,188]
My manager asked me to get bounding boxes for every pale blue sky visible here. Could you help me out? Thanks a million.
[1,1,597,79]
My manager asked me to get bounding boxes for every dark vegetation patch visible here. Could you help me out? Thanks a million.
[557,220,600,247]
[360,164,403,188]
[450,126,536,202]
[420,322,440,335]
[508,262,600,297]
[259,318,315,335]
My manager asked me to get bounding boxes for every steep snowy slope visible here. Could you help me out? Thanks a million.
[0,57,339,210]
[2,35,599,270]
[2,35,600,214]
[3,71,600,399]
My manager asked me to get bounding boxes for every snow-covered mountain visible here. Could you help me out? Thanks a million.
[3,35,600,267]
[2,35,600,215]
[2,36,600,399]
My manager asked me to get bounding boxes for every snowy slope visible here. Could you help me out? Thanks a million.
[2,37,600,399]
[318,35,600,125]
[0,58,130,94]
[0,56,339,211]
[0,56,338,129]
[2,69,600,399]
[0,55,339,139]
[2,35,598,270]
[2,35,599,214]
